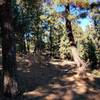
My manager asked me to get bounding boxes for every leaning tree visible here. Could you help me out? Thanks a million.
[45,0,99,75]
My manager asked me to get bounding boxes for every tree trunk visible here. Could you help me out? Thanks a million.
[64,4,86,75]
[19,34,27,54]
[49,26,54,57]
[26,40,30,53]
[0,0,18,96]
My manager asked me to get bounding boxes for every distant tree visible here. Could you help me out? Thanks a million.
[90,2,100,33]
[15,0,45,53]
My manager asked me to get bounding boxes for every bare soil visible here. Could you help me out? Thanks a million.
[0,52,100,100]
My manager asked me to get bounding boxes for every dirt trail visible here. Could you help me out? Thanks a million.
[0,53,100,100]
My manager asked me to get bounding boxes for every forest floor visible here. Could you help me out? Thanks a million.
[0,50,100,100]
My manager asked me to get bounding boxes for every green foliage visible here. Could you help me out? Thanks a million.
[76,25,100,67]
[92,70,100,77]
[13,0,100,67]
[59,30,71,59]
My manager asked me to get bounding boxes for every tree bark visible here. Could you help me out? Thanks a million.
[0,0,18,96]
[49,26,53,57]
[19,33,27,54]
[64,4,86,75]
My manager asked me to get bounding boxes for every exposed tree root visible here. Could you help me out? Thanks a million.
[71,46,87,77]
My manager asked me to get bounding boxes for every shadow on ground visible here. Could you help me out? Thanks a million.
[16,54,100,100]
[0,53,100,100]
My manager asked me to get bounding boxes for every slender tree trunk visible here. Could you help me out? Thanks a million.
[19,34,27,54]
[64,4,86,75]
[26,40,30,53]
[26,34,30,53]
[0,0,18,96]
[49,26,54,57]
